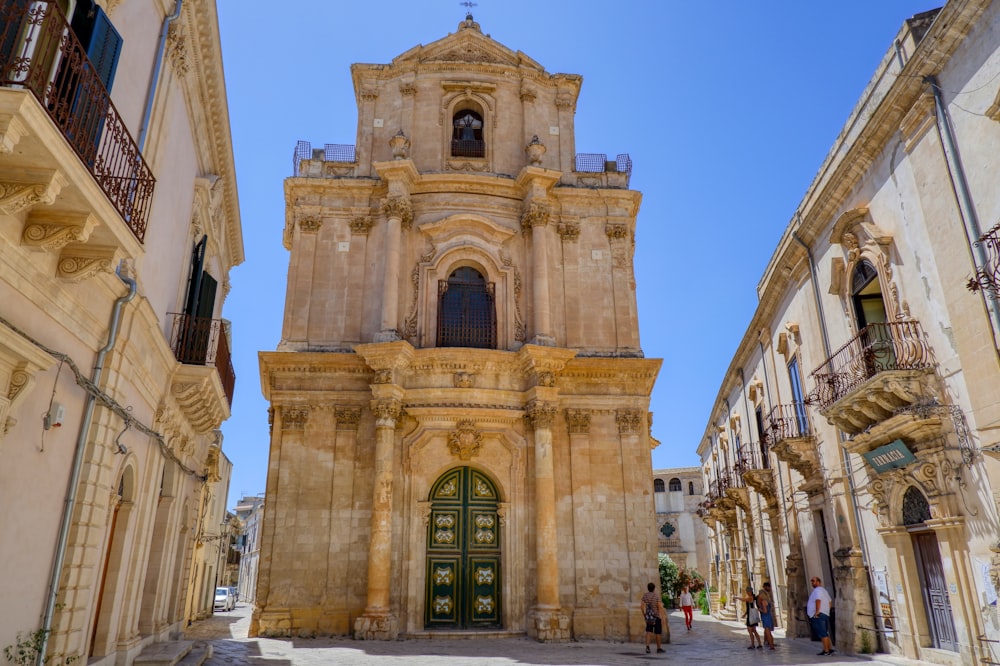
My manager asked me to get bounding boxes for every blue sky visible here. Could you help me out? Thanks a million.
[216,1,938,508]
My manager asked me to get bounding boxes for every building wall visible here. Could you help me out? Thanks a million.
[258,15,660,643]
[235,495,264,604]
[696,2,1000,663]
[652,467,709,576]
[0,0,242,663]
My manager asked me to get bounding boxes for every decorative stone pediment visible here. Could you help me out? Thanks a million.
[419,213,515,252]
[391,19,544,72]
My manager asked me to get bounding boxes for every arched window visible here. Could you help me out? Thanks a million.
[902,486,932,525]
[688,481,695,495]
[437,267,496,349]
[452,109,484,158]
[654,479,665,493]
[668,478,681,492]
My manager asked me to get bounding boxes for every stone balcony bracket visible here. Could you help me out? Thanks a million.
[725,486,751,513]
[821,370,936,436]
[769,435,821,480]
[743,468,778,508]
[844,412,945,456]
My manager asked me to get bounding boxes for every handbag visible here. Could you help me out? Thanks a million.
[748,606,760,624]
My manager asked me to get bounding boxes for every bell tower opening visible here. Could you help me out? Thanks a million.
[451,106,484,158]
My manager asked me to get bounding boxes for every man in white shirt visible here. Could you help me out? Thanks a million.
[807,576,834,656]
[679,586,694,630]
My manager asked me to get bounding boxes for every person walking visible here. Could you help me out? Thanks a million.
[679,585,694,630]
[757,581,775,650]
[641,582,666,654]
[807,576,834,656]
[739,585,763,649]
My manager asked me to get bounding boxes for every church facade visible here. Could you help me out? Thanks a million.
[256,15,661,641]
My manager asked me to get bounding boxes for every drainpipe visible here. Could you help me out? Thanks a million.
[925,75,1000,350]
[37,273,137,665]
[138,0,184,152]
[792,226,882,652]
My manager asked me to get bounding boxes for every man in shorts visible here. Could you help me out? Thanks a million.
[807,576,834,656]
[758,581,775,649]
[641,582,666,654]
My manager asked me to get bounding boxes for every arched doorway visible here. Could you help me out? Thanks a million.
[425,467,501,629]
[90,465,133,656]
[903,486,958,651]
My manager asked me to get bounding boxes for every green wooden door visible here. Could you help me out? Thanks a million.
[425,467,501,629]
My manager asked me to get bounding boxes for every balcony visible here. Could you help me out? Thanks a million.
[0,1,154,248]
[762,402,821,493]
[736,447,779,511]
[168,313,235,432]
[564,152,632,189]
[808,321,936,435]
[292,141,357,178]
[968,221,1000,297]
[720,467,750,512]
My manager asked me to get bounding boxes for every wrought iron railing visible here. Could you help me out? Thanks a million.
[0,0,154,241]
[168,313,235,407]
[574,152,632,176]
[808,321,933,410]
[450,139,485,158]
[739,444,771,471]
[968,221,1000,297]
[764,402,811,444]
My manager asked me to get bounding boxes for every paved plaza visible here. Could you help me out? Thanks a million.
[184,604,937,666]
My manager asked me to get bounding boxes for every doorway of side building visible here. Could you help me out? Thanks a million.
[425,466,502,629]
[903,486,958,651]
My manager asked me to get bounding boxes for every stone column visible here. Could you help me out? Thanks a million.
[522,203,554,346]
[354,397,402,640]
[878,526,922,657]
[373,160,418,343]
[526,399,569,641]
[516,166,561,347]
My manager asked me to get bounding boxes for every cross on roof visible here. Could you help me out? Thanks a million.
[460,1,477,18]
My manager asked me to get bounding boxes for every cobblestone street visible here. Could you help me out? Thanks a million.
[183,604,935,665]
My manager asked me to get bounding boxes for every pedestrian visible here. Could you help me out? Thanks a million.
[739,585,763,649]
[679,585,694,630]
[807,576,834,656]
[641,582,666,654]
[757,581,775,650]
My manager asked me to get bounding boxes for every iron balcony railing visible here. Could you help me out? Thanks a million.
[764,402,811,444]
[168,313,235,407]
[0,0,154,241]
[968,221,1000,297]
[450,138,485,158]
[292,140,356,174]
[808,321,933,411]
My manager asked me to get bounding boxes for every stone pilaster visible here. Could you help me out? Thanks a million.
[516,166,561,347]
[354,396,401,640]
[373,160,418,343]
[526,398,569,641]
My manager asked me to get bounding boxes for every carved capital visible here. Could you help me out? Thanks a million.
[565,409,591,434]
[336,407,362,430]
[372,369,393,384]
[22,211,97,250]
[399,83,416,96]
[557,222,579,240]
[555,94,575,110]
[298,216,322,233]
[57,245,119,282]
[372,399,402,426]
[605,223,630,240]
[381,196,413,229]
[281,406,309,431]
[166,22,189,77]
[520,201,551,231]
[616,409,644,435]
[351,215,373,235]
[448,419,483,461]
[525,400,557,429]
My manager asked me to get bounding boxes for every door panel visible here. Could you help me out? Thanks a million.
[913,532,958,651]
[425,467,501,629]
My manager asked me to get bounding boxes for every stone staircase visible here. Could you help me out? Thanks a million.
[134,641,212,666]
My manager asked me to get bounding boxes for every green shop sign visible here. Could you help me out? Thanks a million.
[862,439,916,474]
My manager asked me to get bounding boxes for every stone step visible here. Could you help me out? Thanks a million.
[176,643,212,666]
[134,640,195,666]
[407,630,526,640]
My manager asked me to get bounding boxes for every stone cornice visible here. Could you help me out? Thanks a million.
[182,0,244,269]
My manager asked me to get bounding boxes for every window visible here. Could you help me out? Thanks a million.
[654,479,665,493]
[668,478,681,492]
[852,260,887,328]
[451,109,484,158]
[688,481,695,495]
[437,267,496,348]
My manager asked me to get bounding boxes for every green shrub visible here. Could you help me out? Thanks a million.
[696,588,710,614]
[4,629,78,666]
